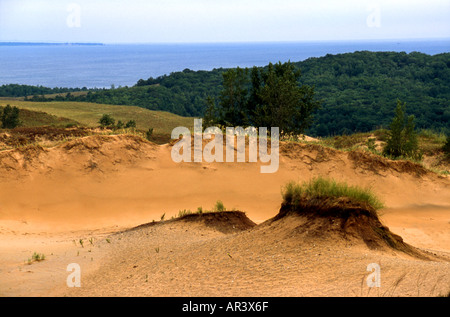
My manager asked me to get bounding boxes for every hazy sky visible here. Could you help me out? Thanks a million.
[0,0,449,43]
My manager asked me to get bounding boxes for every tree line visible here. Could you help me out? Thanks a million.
[0,84,90,97]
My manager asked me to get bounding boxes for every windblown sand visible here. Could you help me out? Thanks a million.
[0,135,449,297]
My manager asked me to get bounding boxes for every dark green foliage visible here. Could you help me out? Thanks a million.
[116,120,124,129]
[1,104,20,129]
[254,62,320,135]
[299,51,450,136]
[202,96,218,129]
[99,114,115,128]
[0,84,89,98]
[219,67,249,127]
[383,100,420,159]
[125,120,136,128]
[209,62,320,136]
[98,115,138,130]
[2,52,449,136]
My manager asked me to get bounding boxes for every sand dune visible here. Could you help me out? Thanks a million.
[58,210,449,297]
[0,134,449,297]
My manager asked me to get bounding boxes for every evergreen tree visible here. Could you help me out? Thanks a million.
[253,61,320,137]
[403,114,419,159]
[383,100,420,159]
[219,67,249,127]
[1,104,20,129]
[207,61,320,138]
[246,66,262,125]
[202,96,219,130]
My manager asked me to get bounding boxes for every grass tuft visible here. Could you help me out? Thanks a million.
[27,252,45,265]
[213,200,226,213]
[282,177,384,211]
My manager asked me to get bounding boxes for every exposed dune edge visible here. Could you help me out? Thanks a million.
[264,198,432,260]
[127,211,257,234]
[0,134,443,179]
[0,134,158,177]
[280,142,434,178]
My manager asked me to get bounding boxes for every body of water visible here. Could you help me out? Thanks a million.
[0,39,449,88]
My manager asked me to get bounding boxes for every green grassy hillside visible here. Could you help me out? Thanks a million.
[0,105,79,128]
[0,100,194,135]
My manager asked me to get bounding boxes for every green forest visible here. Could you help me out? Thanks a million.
[1,51,449,137]
[0,84,90,97]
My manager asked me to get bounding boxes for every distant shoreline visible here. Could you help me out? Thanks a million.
[1,38,449,47]
[0,42,104,46]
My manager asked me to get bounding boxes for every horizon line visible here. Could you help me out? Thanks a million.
[1,37,450,46]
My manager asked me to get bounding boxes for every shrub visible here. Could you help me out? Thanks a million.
[116,120,124,129]
[1,104,20,129]
[125,120,136,128]
[27,252,45,264]
[99,114,115,128]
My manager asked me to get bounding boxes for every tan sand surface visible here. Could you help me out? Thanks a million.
[0,135,448,297]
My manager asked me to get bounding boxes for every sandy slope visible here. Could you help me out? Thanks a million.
[0,135,449,297]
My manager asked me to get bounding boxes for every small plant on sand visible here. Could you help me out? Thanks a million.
[213,200,226,212]
[79,239,84,248]
[160,213,166,221]
[282,177,384,211]
[89,238,94,246]
[105,238,111,244]
[27,252,45,265]
[155,247,160,253]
